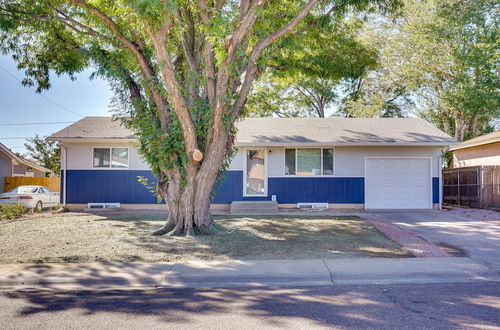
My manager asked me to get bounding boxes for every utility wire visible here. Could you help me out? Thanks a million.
[0,121,74,126]
[0,104,105,108]
[0,65,84,118]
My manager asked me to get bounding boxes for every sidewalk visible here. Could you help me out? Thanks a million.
[0,257,498,291]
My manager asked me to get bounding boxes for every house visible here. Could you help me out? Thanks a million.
[0,143,53,192]
[47,117,457,210]
[449,131,500,168]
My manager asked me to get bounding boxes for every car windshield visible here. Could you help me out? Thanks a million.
[7,187,38,194]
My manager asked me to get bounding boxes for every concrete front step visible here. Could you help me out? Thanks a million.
[230,201,278,214]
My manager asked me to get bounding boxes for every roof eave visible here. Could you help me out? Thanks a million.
[47,137,138,143]
[234,141,459,147]
[449,139,500,152]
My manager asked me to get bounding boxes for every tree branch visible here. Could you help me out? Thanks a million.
[147,25,201,160]
[232,0,321,120]
[66,0,170,130]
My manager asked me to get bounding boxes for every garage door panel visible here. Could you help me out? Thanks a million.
[365,158,431,209]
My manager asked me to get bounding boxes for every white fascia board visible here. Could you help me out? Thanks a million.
[234,141,460,147]
[46,138,138,144]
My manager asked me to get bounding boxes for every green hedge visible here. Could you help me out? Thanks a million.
[0,203,25,220]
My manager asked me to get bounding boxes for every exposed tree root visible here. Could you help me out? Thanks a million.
[167,227,185,236]
[150,222,224,237]
[149,223,176,236]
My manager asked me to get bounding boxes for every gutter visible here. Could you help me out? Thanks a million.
[61,144,67,207]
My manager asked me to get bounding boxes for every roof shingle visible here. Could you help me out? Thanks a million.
[48,116,457,146]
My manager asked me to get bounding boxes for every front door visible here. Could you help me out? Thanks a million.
[244,149,266,196]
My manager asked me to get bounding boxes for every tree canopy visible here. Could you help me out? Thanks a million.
[23,135,61,174]
[346,0,500,138]
[0,0,399,235]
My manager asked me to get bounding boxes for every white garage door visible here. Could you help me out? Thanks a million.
[365,158,431,209]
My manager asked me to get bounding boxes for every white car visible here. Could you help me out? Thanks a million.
[0,185,60,211]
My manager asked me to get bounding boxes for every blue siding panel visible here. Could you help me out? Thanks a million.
[432,177,439,204]
[64,169,433,205]
[66,170,159,204]
[66,170,365,204]
[212,171,364,204]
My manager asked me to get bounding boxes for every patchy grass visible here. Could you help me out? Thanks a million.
[0,213,412,263]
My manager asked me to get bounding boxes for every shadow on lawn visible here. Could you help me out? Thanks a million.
[2,283,500,328]
[93,214,413,260]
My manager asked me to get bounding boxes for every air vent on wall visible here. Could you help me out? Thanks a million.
[297,203,328,209]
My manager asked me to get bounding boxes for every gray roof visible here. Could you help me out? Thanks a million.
[449,131,500,151]
[47,117,135,140]
[48,116,457,146]
[235,118,457,146]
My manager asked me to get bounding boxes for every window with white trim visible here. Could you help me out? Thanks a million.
[285,148,334,176]
[93,148,129,168]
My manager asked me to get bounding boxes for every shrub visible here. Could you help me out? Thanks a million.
[0,203,26,220]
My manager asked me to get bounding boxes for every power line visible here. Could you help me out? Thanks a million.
[0,121,74,126]
[0,104,106,109]
[0,65,85,118]
[0,137,36,139]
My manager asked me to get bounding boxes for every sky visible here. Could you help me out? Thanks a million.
[0,54,114,154]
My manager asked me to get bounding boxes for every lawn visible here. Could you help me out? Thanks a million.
[0,213,413,263]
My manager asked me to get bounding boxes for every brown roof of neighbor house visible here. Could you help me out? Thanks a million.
[449,131,500,151]
[0,143,53,173]
[47,116,458,146]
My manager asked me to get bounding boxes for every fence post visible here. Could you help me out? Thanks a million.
[457,169,460,207]
[478,166,483,209]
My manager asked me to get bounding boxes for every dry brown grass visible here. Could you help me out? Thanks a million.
[0,213,412,263]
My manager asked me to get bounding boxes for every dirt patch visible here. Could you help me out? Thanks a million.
[0,213,412,263]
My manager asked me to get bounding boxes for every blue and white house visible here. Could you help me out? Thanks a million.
[48,117,457,210]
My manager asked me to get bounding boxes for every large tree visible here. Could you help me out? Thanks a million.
[0,0,396,236]
[247,16,378,118]
[23,135,61,174]
[351,0,499,139]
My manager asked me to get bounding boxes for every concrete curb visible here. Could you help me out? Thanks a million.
[0,257,498,291]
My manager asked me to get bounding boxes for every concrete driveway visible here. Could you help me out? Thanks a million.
[371,209,500,272]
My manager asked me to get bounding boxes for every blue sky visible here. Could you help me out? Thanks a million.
[0,54,113,154]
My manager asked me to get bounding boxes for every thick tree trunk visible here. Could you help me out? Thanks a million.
[150,173,217,236]
[454,111,467,142]
[150,134,230,236]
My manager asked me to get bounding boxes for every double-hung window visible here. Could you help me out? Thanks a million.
[93,147,129,168]
[285,148,334,176]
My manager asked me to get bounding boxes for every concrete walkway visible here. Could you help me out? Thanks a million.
[0,257,498,291]
[372,210,500,271]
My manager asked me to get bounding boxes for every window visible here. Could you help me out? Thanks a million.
[93,148,110,168]
[285,148,334,176]
[93,148,129,168]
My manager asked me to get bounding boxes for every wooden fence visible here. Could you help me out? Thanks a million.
[443,165,500,209]
[3,176,60,193]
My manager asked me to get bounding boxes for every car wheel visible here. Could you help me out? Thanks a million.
[35,201,43,213]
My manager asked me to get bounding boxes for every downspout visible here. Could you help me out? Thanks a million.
[62,144,67,207]
[438,155,443,210]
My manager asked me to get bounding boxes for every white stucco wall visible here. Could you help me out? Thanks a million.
[63,142,443,177]
[63,142,149,170]
[233,146,442,177]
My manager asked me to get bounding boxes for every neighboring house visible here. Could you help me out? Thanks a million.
[0,143,53,192]
[449,131,500,168]
[48,117,457,210]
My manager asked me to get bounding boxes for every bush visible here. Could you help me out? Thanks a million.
[0,203,26,220]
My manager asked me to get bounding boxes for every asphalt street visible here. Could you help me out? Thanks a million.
[2,282,499,329]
